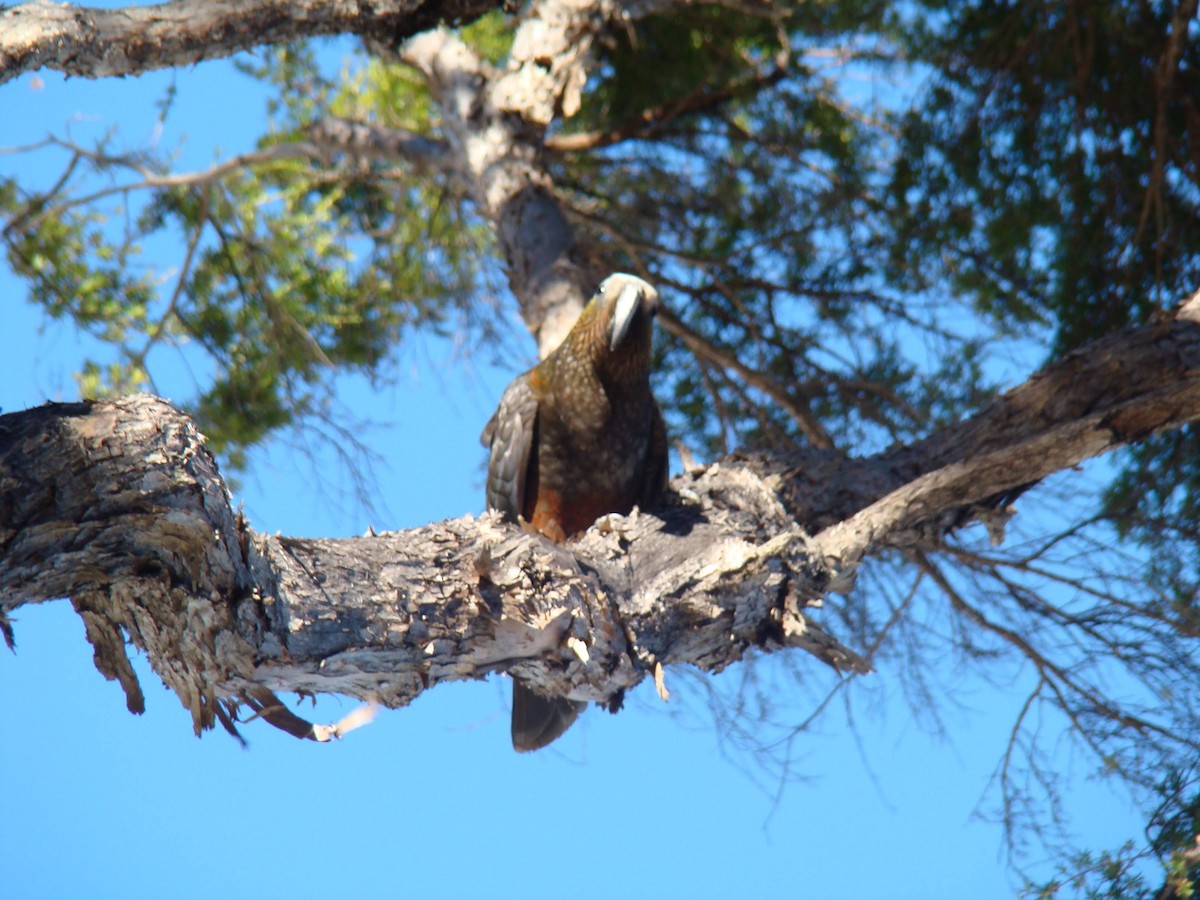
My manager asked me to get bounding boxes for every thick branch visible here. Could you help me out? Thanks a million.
[0,0,505,84]
[4,293,1200,737]
[0,394,863,736]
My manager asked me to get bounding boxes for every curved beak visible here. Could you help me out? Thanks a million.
[609,282,642,350]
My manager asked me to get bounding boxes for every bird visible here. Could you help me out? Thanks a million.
[481,272,668,751]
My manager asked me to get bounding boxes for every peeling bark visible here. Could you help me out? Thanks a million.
[0,394,861,736]
[0,400,256,732]
[3,292,1199,738]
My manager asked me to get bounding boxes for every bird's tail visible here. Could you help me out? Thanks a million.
[511,680,586,752]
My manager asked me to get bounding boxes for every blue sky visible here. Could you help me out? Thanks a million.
[0,38,1151,899]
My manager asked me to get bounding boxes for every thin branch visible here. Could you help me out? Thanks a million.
[307,118,455,178]
[916,549,1175,744]
[3,139,326,238]
[546,61,788,153]
[658,306,836,449]
[127,186,212,381]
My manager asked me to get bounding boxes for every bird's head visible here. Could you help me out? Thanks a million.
[598,272,660,352]
[565,272,658,357]
[547,273,660,388]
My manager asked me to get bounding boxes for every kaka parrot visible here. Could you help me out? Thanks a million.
[481,273,668,751]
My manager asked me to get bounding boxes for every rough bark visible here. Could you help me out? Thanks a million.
[3,291,1199,737]
[0,0,505,85]
[0,393,859,736]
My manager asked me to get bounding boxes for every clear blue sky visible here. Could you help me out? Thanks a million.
[0,38,1148,899]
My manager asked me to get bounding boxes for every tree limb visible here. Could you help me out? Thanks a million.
[3,290,1200,738]
[0,394,864,737]
[0,0,506,85]
[766,290,1200,544]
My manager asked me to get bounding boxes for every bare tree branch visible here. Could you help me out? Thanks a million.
[791,291,1200,548]
[0,0,506,84]
[308,117,453,176]
[3,290,1200,739]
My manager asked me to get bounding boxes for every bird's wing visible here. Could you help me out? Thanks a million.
[482,372,539,522]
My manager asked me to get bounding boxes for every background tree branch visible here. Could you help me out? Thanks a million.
[0,0,507,84]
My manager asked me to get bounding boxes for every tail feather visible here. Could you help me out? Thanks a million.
[511,680,586,752]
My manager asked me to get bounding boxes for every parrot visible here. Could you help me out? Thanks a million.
[481,272,668,751]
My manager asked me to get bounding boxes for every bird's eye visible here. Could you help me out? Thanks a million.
[598,285,606,294]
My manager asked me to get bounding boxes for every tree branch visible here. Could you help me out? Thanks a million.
[0,394,864,737]
[0,0,506,85]
[402,0,635,355]
[308,117,453,176]
[777,290,1200,548]
[3,289,1200,738]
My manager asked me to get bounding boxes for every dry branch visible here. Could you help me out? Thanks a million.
[0,395,861,737]
[2,290,1199,738]
[0,0,506,84]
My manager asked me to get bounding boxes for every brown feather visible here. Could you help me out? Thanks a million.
[482,273,667,751]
